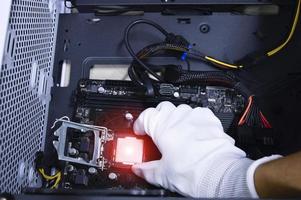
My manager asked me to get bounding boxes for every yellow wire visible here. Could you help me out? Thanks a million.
[39,168,62,188]
[51,172,61,189]
[267,0,301,56]
[39,168,59,180]
[205,56,243,69]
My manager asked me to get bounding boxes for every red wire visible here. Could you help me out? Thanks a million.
[260,112,269,127]
[260,112,272,128]
[238,95,272,129]
[261,116,269,128]
[260,111,272,128]
[238,95,254,126]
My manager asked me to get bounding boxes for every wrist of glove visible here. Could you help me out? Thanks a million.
[132,101,281,198]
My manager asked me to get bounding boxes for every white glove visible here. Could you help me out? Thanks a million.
[132,101,281,198]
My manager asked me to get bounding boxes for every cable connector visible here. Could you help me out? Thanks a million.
[165,33,190,48]
[164,33,191,61]
[237,125,278,159]
[237,126,275,146]
[238,95,272,129]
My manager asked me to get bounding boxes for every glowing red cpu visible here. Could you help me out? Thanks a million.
[114,137,144,165]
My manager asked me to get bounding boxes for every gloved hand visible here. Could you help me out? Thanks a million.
[132,101,280,198]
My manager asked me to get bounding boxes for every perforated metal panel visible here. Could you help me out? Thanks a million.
[0,0,57,193]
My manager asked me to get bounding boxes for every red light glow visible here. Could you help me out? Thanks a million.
[115,137,144,165]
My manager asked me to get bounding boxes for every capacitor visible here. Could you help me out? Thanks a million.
[108,172,118,180]
[88,167,97,174]
[173,92,180,98]
[125,112,134,121]
[98,86,105,94]
[64,182,71,189]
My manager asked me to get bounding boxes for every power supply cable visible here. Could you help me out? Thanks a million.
[124,19,169,83]
[267,0,300,57]
[238,95,272,128]
[204,56,243,69]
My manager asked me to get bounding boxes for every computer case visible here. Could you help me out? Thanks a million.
[0,0,300,199]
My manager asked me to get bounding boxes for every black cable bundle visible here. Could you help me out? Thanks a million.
[173,71,236,85]
[124,19,245,95]
[124,19,272,129]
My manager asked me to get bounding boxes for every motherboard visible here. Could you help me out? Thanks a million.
[51,79,246,190]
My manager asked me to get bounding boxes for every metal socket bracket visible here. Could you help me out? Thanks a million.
[53,120,113,170]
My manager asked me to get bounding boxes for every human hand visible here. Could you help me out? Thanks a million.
[132,101,279,198]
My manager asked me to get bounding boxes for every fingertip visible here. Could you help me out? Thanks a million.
[156,101,176,112]
[131,160,162,186]
[193,107,215,116]
[133,119,146,136]
[177,103,192,111]
[133,107,158,136]
[131,164,142,177]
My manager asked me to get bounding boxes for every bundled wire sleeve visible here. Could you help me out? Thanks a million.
[173,71,236,86]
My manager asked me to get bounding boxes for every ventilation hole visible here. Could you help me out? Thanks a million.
[10,38,15,58]
[6,32,11,53]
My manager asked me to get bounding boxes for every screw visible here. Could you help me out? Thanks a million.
[200,24,210,33]
[88,167,97,174]
[173,92,180,98]
[125,112,134,121]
